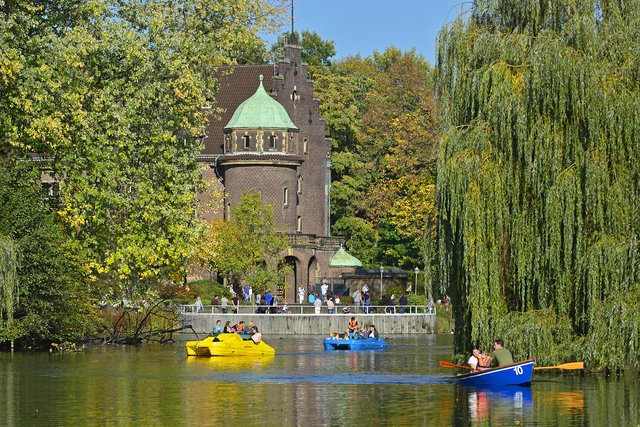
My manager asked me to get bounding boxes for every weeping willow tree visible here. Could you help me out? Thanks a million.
[436,0,640,369]
[0,235,19,348]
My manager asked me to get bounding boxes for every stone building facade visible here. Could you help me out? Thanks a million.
[198,44,358,302]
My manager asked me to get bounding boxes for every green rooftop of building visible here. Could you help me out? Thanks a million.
[224,75,298,130]
[329,246,363,268]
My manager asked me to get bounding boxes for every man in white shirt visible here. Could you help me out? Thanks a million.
[321,282,328,298]
[314,296,322,314]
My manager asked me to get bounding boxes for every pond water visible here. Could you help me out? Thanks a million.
[1,334,638,426]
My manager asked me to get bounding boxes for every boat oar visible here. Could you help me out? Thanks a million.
[439,360,475,370]
[534,361,584,371]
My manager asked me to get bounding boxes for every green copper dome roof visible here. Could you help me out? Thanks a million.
[224,75,298,130]
[329,247,363,268]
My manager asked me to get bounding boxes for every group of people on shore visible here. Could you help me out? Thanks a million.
[468,339,514,371]
[351,284,373,313]
[203,290,286,314]
[194,283,440,316]
[210,319,262,344]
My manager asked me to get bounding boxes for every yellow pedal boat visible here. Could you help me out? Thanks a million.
[185,333,276,357]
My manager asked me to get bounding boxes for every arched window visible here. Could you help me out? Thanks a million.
[269,135,277,149]
[243,135,250,149]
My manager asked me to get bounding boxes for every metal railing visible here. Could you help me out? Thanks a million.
[179,304,436,315]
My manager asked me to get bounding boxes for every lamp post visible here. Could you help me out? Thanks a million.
[414,267,419,296]
[379,265,384,298]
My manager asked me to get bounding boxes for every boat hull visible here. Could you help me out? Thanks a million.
[456,359,535,386]
[185,333,275,357]
[323,337,388,350]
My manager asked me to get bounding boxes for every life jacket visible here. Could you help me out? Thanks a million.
[348,319,358,331]
[477,353,491,369]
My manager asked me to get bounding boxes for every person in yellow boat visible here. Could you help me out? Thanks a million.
[234,320,246,333]
[211,320,223,336]
[223,320,233,333]
[243,320,254,334]
[251,326,262,344]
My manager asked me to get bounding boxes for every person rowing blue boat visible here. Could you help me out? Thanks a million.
[490,339,514,367]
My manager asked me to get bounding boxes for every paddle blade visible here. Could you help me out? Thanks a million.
[439,360,458,368]
[534,361,584,370]
[440,360,474,370]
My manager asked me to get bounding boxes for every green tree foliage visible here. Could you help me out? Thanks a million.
[332,216,378,267]
[314,48,439,270]
[436,0,640,368]
[0,160,96,346]
[299,30,336,67]
[0,234,18,344]
[270,30,336,66]
[196,192,288,294]
[1,0,287,305]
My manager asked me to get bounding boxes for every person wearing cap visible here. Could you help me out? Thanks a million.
[243,320,254,335]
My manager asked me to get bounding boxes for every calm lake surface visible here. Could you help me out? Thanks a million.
[1,334,638,426]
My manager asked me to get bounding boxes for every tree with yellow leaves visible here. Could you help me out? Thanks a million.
[1,1,287,305]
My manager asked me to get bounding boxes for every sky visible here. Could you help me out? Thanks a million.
[263,0,467,65]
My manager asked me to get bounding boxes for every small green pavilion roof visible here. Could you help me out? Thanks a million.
[329,246,363,268]
[224,75,298,130]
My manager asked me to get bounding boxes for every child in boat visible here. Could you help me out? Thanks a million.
[251,326,262,344]
[468,346,492,371]
[347,317,358,338]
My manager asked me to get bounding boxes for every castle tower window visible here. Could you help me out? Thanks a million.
[297,174,302,194]
[243,135,250,149]
[269,135,277,149]
[297,216,302,233]
[303,137,308,154]
[283,187,289,207]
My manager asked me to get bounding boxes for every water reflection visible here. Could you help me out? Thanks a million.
[185,354,275,370]
[458,385,533,422]
[539,390,585,416]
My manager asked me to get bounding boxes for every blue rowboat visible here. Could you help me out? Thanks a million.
[456,359,535,386]
[323,336,388,351]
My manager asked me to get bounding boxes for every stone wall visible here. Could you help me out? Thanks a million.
[180,312,436,336]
